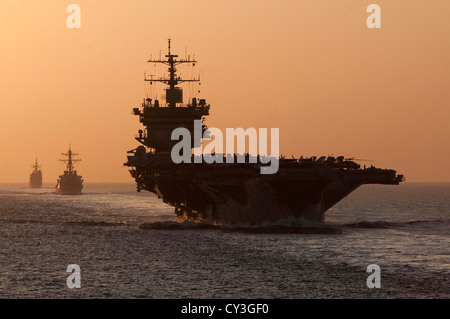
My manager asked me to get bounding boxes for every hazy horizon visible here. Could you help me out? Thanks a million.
[1,1,449,183]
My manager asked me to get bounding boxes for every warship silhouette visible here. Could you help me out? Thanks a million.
[125,40,404,225]
[55,145,83,195]
[29,158,42,188]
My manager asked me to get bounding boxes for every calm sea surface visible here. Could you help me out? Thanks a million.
[0,182,448,298]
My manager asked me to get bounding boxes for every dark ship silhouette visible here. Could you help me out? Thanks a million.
[125,40,404,225]
[55,145,83,195]
[29,158,42,188]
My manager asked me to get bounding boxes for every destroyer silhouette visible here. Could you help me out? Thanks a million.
[29,158,43,188]
[56,145,83,195]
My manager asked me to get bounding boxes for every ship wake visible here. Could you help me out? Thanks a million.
[139,217,341,234]
[139,217,447,233]
[343,218,447,229]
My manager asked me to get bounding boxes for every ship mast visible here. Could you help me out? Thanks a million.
[145,38,200,107]
[31,158,41,172]
[59,144,81,174]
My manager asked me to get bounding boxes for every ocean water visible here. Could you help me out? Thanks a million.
[0,182,448,298]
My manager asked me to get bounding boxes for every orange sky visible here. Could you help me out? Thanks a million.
[1,0,449,183]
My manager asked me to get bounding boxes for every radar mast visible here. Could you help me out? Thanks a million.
[31,158,41,173]
[59,144,81,174]
[145,39,200,107]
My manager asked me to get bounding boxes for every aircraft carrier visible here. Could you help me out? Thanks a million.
[125,40,404,225]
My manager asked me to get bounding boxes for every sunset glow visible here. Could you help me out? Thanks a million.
[1,0,449,183]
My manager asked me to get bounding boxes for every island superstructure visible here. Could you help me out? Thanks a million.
[125,40,404,225]
[56,145,83,195]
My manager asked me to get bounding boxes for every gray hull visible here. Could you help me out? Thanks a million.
[131,164,402,225]
[56,174,83,195]
[29,172,42,188]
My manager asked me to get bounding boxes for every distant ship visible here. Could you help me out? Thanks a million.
[29,158,42,188]
[55,145,83,195]
[125,40,404,225]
